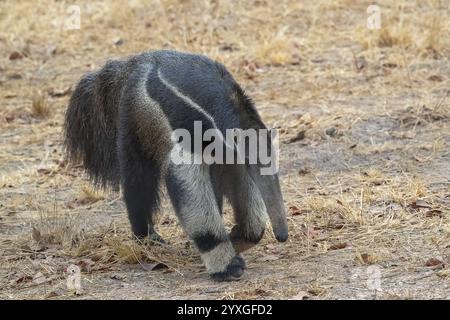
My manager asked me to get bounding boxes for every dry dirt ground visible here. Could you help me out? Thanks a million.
[1,0,449,299]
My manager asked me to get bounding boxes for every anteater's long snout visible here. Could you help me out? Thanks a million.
[246,165,289,243]
[267,206,289,242]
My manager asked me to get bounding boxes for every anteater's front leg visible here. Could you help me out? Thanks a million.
[224,165,268,254]
[166,162,245,281]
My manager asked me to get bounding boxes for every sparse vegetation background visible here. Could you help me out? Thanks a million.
[0,0,449,299]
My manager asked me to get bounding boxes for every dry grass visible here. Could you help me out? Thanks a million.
[30,91,50,118]
[1,0,449,299]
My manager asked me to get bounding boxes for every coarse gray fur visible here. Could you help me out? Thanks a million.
[64,50,288,281]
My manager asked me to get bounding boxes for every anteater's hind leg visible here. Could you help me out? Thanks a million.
[224,165,268,254]
[117,123,165,243]
[166,162,245,281]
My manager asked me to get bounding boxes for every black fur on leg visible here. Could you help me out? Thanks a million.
[193,231,224,253]
[117,115,163,240]
[210,255,246,282]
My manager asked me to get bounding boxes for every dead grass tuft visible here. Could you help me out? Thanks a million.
[376,27,411,48]
[30,90,50,118]
[79,185,105,204]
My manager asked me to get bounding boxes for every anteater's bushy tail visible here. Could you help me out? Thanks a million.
[64,60,127,189]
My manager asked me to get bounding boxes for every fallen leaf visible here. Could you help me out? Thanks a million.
[382,62,398,68]
[240,59,260,79]
[408,200,431,210]
[425,258,443,267]
[360,253,370,264]
[328,242,348,251]
[252,288,268,296]
[219,44,235,52]
[298,168,310,175]
[357,253,378,265]
[5,115,15,123]
[141,262,169,271]
[289,205,302,216]
[76,259,95,272]
[66,199,79,209]
[284,130,305,144]
[9,51,23,60]
[428,75,444,82]
[37,168,52,175]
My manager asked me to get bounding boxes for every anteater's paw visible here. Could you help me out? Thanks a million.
[210,255,246,282]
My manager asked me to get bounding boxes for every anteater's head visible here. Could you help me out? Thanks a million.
[232,85,289,243]
[244,131,288,242]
